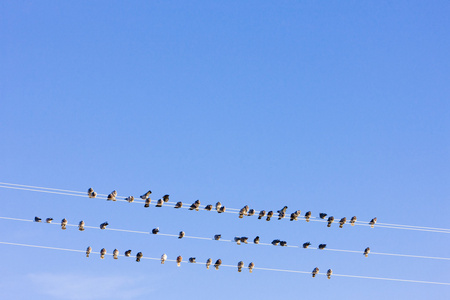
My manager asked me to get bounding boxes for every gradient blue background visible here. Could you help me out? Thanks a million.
[0,1,449,299]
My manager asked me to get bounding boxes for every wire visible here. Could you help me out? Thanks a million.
[1,216,449,261]
[0,240,448,286]
[1,182,449,233]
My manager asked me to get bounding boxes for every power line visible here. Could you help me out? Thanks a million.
[0,240,448,286]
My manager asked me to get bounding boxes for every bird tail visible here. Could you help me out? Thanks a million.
[339,224,343,228]
[161,260,165,264]
[239,214,243,218]
[114,256,118,260]
[305,218,310,222]
[312,274,315,278]
[238,268,242,272]
[177,262,180,267]
[86,254,89,258]
[327,276,331,279]
[364,254,368,257]
[266,217,270,221]
[215,266,219,270]
[101,255,104,259]
[327,224,331,227]
[61,225,66,230]
[258,216,262,219]
[136,258,141,262]
[144,204,149,208]
[249,269,253,273]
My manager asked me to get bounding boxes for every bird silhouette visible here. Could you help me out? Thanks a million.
[178,231,185,239]
[248,209,255,216]
[205,204,213,211]
[318,244,327,250]
[61,218,67,230]
[272,239,280,246]
[214,259,222,270]
[86,246,92,258]
[125,196,134,203]
[312,267,319,278]
[248,262,255,273]
[125,250,131,257]
[350,216,357,226]
[369,217,377,228]
[174,201,183,208]
[237,261,244,272]
[176,256,182,267]
[234,237,241,245]
[161,254,167,264]
[34,217,41,222]
[266,211,274,221]
[327,269,333,279]
[258,210,266,220]
[214,234,221,240]
[218,206,226,213]
[144,198,151,208]
[239,205,249,218]
[280,241,287,247]
[215,202,222,212]
[140,190,152,200]
[88,188,97,198]
[136,252,143,262]
[45,218,53,223]
[156,199,163,207]
[113,249,119,259]
[277,206,288,214]
[100,222,109,230]
[152,227,159,234]
[253,236,260,244]
[303,242,311,248]
[339,217,347,228]
[78,220,85,231]
[327,216,334,227]
[189,200,201,211]
[100,248,106,259]
[364,247,370,257]
[189,257,196,263]
[206,258,212,269]
[240,237,249,244]
[305,211,312,222]
[319,213,327,219]
[107,190,117,201]
[162,195,169,202]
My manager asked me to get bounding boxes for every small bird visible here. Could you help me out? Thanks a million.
[248,262,255,273]
[214,234,221,241]
[215,202,222,212]
[350,216,357,226]
[303,242,311,248]
[144,198,151,208]
[218,206,226,213]
[241,237,249,244]
[34,216,42,222]
[318,244,327,250]
[178,231,185,239]
[369,217,377,228]
[239,205,249,218]
[162,195,169,202]
[176,255,182,267]
[339,217,347,228]
[305,211,312,222]
[124,250,132,257]
[156,199,163,207]
[107,190,117,201]
[237,261,244,272]
[290,210,301,221]
[205,204,213,211]
[45,218,53,223]
[253,236,260,244]
[206,258,212,269]
[277,206,288,214]
[100,248,106,259]
[258,210,266,219]
[214,259,222,270]
[280,241,287,247]
[78,220,85,231]
[248,209,255,216]
[90,191,97,198]
[100,222,109,230]
[266,211,274,221]
[327,269,333,279]
[152,227,159,234]
[234,237,241,245]
[161,254,167,264]
[125,196,134,203]
[327,216,335,227]
[312,267,319,278]
[319,213,327,219]
[174,201,183,208]
[136,252,143,262]
[140,190,152,200]
[61,218,67,230]
[88,188,97,198]
[113,249,119,259]
[272,239,280,246]
[278,211,286,220]
[189,257,196,263]
[364,247,370,257]
[189,200,201,211]
[86,246,92,258]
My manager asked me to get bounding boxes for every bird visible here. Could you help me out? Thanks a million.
[161,254,167,264]
[214,234,221,241]
[327,269,333,279]
[258,210,266,219]
[107,190,117,201]
[278,211,286,220]
[305,211,312,222]
[88,188,97,198]
[205,204,213,211]
[248,262,255,273]
[136,252,143,262]
[277,206,288,214]
[318,244,327,249]
[350,216,357,226]
[218,206,226,213]
[303,242,311,248]
[176,256,182,267]
[290,210,301,221]
[189,200,200,211]
[272,239,280,246]
[78,220,85,231]
[100,248,106,259]
[238,261,244,272]
[234,237,241,245]
[61,218,67,230]
[214,259,222,270]
[100,222,109,230]
[364,247,370,257]
[369,217,377,228]
[319,213,327,219]
[254,236,260,244]
[113,249,119,259]
[86,246,92,258]
[144,198,151,208]
[327,216,334,227]
[248,209,255,216]
[174,201,183,208]
[140,190,152,200]
[124,250,131,257]
[241,237,249,244]
[189,257,196,263]
[312,267,319,278]
[156,199,163,207]
[266,211,274,221]
[162,195,169,202]
[339,217,347,228]
[90,191,97,198]
[280,241,287,247]
[215,202,222,212]
[178,231,185,239]
[239,205,249,218]
[152,227,159,234]
[34,216,41,222]
[206,258,212,269]
[45,218,53,223]
[125,196,134,203]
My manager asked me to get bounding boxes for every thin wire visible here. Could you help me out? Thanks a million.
[0,240,448,286]
[1,183,449,232]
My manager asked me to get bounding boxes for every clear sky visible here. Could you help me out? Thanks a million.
[0,1,449,299]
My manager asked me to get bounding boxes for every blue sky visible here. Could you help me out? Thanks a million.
[0,1,449,299]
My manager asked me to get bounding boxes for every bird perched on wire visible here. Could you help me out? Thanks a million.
[318,244,327,250]
[206,258,212,269]
[312,267,319,278]
[87,188,97,198]
[234,237,242,245]
[253,236,260,244]
[87,187,94,196]
[280,241,287,247]
[86,246,92,258]
[100,248,106,259]
[189,257,196,263]
[156,198,163,207]
[339,217,347,228]
[369,217,377,228]
[290,210,301,221]
[303,242,311,248]
[248,262,255,273]
[124,250,131,257]
[272,239,280,246]
[189,200,201,211]
[140,190,152,200]
[248,209,255,216]
[214,259,222,270]
[125,196,134,203]
[162,195,169,203]
[205,204,213,211]
[174,201,182,208]
[215,202,222,212]
[152,227,159,234]
[100,222,109,230]
[78,220,85,231]
[107,190,117,201]
[327,269,333,279]
[45,218,53,223]
[266,211,274,221]
[237,261,244,272]
[61,218,68,230]
[319,213,327,219]
[305,211,312,222]
[178,231,185,239]
[34,217,41,222]
[350,216,357,226]
[239,205,249,218]
[258,210,266,220]
[277,206,288,214]
[364,247,370,257]
[144,198,151,208]
[113,249,119,259]
[240,237,249,244]
[278,211,286,220]
[218,206,226,213]
[176,256,182,267]
[161,254,167,264]
[327,216,334,227]
[136,252,143,262]
[214,234,221,241]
